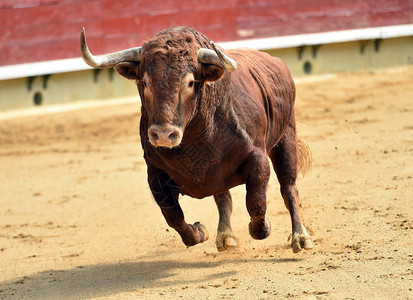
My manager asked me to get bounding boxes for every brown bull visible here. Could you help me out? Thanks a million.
[80,26,313,253]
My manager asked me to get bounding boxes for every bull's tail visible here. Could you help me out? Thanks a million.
[297,137,312,177]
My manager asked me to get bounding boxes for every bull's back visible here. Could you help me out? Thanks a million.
[227,49,296,150]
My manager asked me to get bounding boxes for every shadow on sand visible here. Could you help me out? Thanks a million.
[0,255,301,299]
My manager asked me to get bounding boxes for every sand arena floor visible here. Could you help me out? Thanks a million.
[0,66,412,299]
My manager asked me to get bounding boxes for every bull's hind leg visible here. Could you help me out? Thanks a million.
[147,165,209,247]
[269,125,313,253]
[214,191,237,252]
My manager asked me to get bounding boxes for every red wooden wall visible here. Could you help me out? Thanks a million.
[1,0,413,66]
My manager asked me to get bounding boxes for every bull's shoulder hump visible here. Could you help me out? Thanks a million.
[226,49,292,85]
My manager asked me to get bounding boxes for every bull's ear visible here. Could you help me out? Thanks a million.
[114,62,140,80]
[201,64,225,82]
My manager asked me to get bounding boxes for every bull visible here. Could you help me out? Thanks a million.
[80,26,313,253]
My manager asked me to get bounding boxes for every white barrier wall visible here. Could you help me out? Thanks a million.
[0,25,412,111]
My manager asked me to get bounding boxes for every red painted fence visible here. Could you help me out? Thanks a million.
[1,0,412,66]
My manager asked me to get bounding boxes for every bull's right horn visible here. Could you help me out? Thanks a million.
[80,27,142,69]
[198,41,237,72]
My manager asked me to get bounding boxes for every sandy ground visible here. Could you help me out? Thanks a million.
[0,66,412,299]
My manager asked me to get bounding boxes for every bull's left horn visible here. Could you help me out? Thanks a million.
[198,41,237,72]
[80,27,142,69]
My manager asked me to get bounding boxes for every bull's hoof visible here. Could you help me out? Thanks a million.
[291,233,313,253]
[216,231,237,252]
[182,222,209,247]
[249,217,271,240]
[193,222,209,242]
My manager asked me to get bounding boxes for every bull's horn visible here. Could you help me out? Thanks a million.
[80,27,142,69]
[198,41,237,72]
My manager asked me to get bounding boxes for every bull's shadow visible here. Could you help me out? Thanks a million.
[0,254,301,299]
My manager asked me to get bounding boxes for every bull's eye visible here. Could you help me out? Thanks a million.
[188,80,195,88]
[142,80,147,88]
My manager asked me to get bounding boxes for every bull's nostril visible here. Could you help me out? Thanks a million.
[168,131,178,141]
[151,132,159,141]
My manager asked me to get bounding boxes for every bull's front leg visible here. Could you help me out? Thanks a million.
[243,152,272,240]
[147,165,209,247]
[214,191,237,252]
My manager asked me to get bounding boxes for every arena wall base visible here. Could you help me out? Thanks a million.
[264,36,413,77]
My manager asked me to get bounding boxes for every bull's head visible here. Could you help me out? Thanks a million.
[80,27,237,148]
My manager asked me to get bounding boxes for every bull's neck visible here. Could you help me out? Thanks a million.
[185,77,232,142]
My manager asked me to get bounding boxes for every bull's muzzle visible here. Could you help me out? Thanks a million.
[148,124,183,148]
